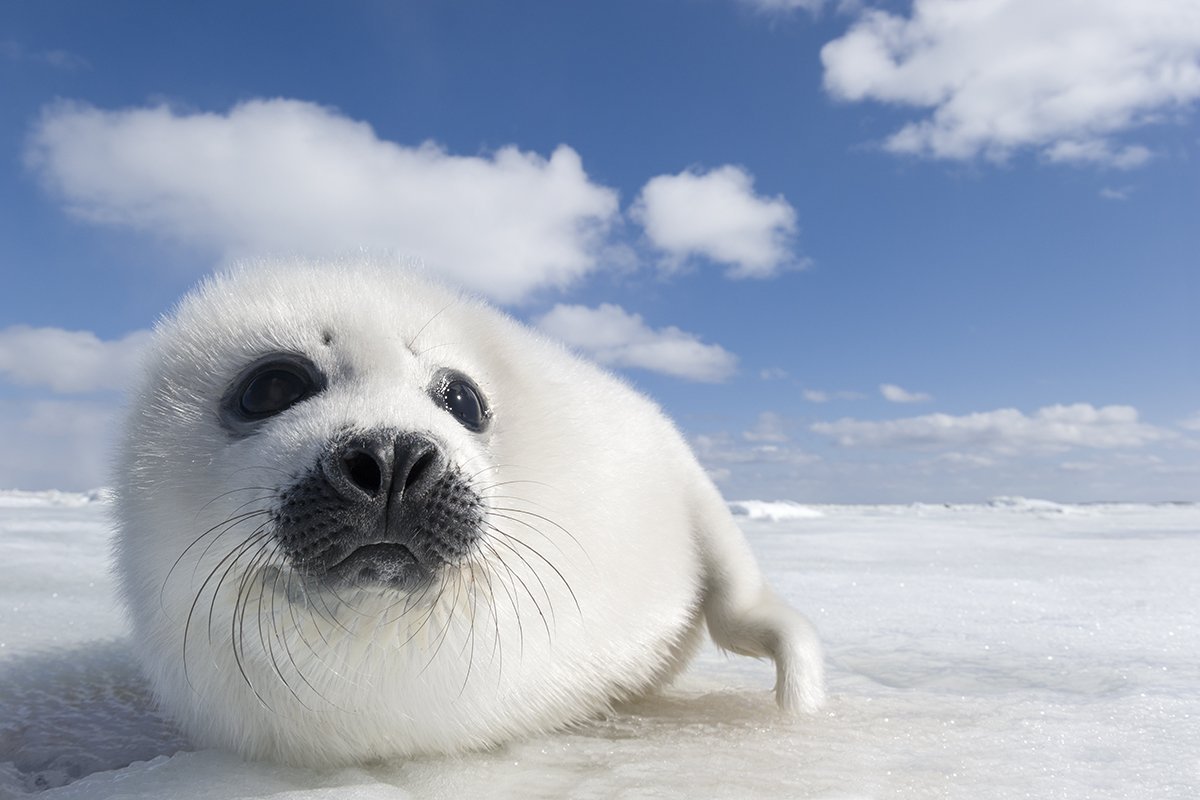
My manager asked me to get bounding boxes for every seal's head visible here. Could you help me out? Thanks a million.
[113,261,824,766]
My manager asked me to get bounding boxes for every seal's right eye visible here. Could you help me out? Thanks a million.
[222,355,325,431]
[239,366,312,418]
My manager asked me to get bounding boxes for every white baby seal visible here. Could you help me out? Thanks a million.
[113,260,824,766]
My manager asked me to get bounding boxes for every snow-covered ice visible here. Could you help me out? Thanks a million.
[1,491,1198,799]
[728,500,824,521]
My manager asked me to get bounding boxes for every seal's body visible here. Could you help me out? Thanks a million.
[113,261,824,766]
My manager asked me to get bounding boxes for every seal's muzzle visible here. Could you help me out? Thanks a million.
[274,429,483,590]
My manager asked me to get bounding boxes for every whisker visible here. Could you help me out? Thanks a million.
[474,537,525,661]
[260,541,330,709]
[478,529,552,646]
[420,571,465,677]
[195,486,277,516]
[487,507,584,561]
[487,523,581,616]
[472,552,506,677]
[280,569,355,695]
[182,525,270,703]
[163,507,272,612]
[399,572,453,651]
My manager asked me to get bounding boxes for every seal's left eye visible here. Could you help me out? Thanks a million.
[439,374,489,433]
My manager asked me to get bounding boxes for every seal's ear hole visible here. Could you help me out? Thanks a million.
[322,331,334,346]
[430,370,491,433]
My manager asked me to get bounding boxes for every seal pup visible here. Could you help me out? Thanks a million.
[112,260,824,766]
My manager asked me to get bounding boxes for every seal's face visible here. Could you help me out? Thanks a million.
[224,349,489,591]
[114,263,712,765]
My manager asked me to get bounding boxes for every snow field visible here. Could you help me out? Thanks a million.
[1,493,1197,799]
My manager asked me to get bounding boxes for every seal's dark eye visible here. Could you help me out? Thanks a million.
[439,374,489,433]
[222,356,325,434]
[239,366,312,418]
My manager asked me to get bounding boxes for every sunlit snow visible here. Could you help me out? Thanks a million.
[1,491,1197,799]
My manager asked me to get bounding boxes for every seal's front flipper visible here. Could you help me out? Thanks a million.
[692,487,826,713]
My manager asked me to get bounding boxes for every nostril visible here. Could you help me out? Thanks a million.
[342,450,384,494]
[406,450,437,491]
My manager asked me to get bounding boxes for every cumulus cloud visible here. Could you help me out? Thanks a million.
[631,165,801,278]
[821,0,1200,167]
[880,383,932,403]
[0,326,151,393]
[743,411,788,443]
[26,99,619,304]
[812,403,1171,454]
[537,303,737,382]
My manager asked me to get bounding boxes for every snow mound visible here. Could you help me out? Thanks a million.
[985,496,1071,514]
[0,490,109,508]
[728,500,824,521]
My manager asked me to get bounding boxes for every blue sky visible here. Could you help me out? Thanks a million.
[2,0,1198,501]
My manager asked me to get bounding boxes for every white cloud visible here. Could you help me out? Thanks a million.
[692,431,818,467]
[880,383,932,403]
[1179,412,1200,432]
[0,399,119,490]
[1,40,89,70]
[1099,186,1132,201]
[1043,140,1151,170]
[737,0,828,13]
[1059,453,1165,474]
[0,326,151,393]
[934,451,996,469]
[26,99,620,304]
[537,303,737,382]
[812,403,1171,454]
[803,388,864,403]
[821,0,1200,168]
[760,367,789,381]
[743,411,788,443]
[738,0,862,14]
[631,165,801,278]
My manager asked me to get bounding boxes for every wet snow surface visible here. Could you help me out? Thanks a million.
[1,492,1197,799]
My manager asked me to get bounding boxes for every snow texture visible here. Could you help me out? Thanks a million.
[1,491,1197,799]
[728,500,825,521]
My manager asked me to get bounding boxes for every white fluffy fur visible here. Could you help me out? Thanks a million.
[112,260,824,766]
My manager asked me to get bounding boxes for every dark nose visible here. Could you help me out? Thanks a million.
[324,431,441,504]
